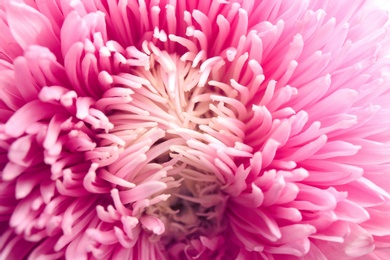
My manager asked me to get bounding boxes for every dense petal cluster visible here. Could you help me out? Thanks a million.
[1,0,390,259]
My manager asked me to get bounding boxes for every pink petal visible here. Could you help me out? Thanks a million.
[5,1,59,54]
[119,181,167,204]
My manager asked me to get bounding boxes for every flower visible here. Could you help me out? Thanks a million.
[1,0,390,259]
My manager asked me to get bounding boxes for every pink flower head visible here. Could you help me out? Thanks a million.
[1,0,390,259]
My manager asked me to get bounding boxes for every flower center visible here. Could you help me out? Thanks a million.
[102,43,230,252]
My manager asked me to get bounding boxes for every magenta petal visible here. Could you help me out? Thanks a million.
[5,101,58,138]
[343,224,375,258]
[140,215,165,235]
[362,207,390,236]
[2,161,26,181]
[334,199,370,223]
[8,135,34,166]
[119,181,167,204]
[277,224,316,244]
[5,1,59,54]
[232,183,264,208]
[1,0,390,259]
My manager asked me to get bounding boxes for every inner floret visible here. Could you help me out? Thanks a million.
[95,42,238,255]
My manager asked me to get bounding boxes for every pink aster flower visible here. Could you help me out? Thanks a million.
[1,0,390,259]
